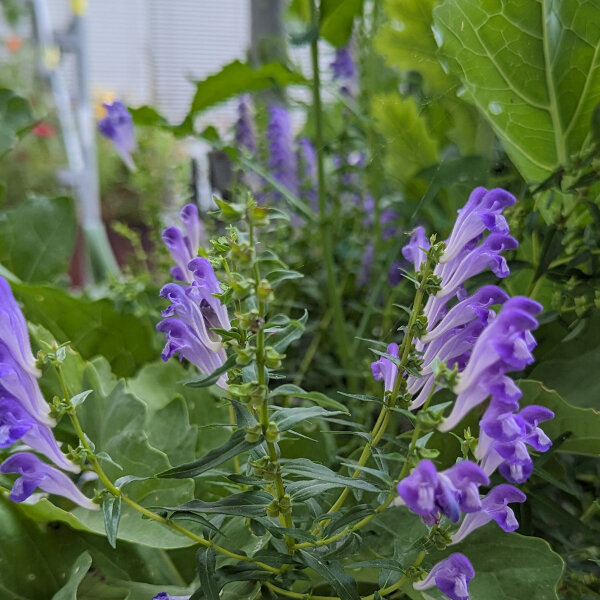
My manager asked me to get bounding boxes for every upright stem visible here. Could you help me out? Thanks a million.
[310,0,355,392]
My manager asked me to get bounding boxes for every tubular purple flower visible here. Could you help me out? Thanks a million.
[451,484,526,544]
[442,188,516,264]
[267,105,297,196]
[235,95,256,154]
[0,452,96,509]
[187,258,231,331]
[162,227,195,284]
[0,276,39,377]
[402,226,430,272]
[331,46,355,80]
[98,101,137,171]
[371,343,399,392]
[156,318,228,389]
[413,553,474,600]
[0,396,78,472]
[396,459,488,525]
[180,204,202,257]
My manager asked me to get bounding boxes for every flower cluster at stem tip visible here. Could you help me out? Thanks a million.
[372,187,554,600]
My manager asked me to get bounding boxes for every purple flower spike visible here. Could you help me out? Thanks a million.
[402,226,430,272]
[451,484,526,544]
[235,95,256,154]
[371,343,400,392]
[0,452,96,509]
[98,101,137,171]
[413,553,474,600]
[267,105,297,197]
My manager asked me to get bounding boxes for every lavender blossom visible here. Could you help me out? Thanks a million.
[413,553,474,600]
[370,343,400,392]
[98,101,137,171]
[331,47,356,80]
[0,452,96,509]
[396,459,489,526]
[451,484,526,544]
[267,105,297,197]
[235,95,256,153]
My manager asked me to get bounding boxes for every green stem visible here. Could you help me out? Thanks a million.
[55,365,280,575]
[310,0,355,393]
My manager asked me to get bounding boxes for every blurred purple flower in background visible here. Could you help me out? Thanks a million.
[267,105,297,199]
[98,100,137,171]
[235,94,256,154]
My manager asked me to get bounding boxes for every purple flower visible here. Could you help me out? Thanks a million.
[359,243,374,286]
[162,204,204,283]
[0,452,96,509]
[98,101,136,170]
[476,405,554,483]
[402,226,430,272]
[413,553,474,600]
[438,297,543,432]
[235,95,256,153]
[0,396,78,473]
[371,343,400,392]
[396,459,488,525]
[152,594,190,600]
[451,484,526,544]
[267,105,297,197]
[0,276,39,377]
[331,46,356,80]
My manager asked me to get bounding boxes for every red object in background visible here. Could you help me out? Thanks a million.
[32,121,57,138]
[5,34,22,52]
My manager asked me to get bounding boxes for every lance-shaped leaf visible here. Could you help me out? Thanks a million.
[299,550,361,600]
[433,0,600,182]
[160,491,272,519]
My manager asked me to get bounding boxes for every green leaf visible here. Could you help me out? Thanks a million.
[162,491,272,519]
[299,550,360,600]
[0,88,35,156]
[0,196,76,283]
[372,94,439,184]
[320,0,364,47]
[530,317,600,408]
[15,284,157,377]
[269,310,309,353]
[102,495,122,549]
[159,428,262,479]
[519,379,600,456]
[433,0,600,182]
[186,61,307,121]
[271,405,345,431]
[266,268,303,287]
[426,525,563,600]
[270,384,350,414]
[51,551,92,600]
[196,547,220,600]
[71,389,93,408]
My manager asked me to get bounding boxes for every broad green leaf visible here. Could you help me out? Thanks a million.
[530,317,600,408]
[0,196,76,283]
[519,379,600,456]
[159,428,262,479]
[320,0,364,47]
[14,284,158,377]
[186,61,306,121]
[269,309,309,353]
[426,525,563,600]
[433,0,600,182]
[0,88,35,156]
[299,550,360,600]
[372,94,439,183]
[51,551,92,600]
